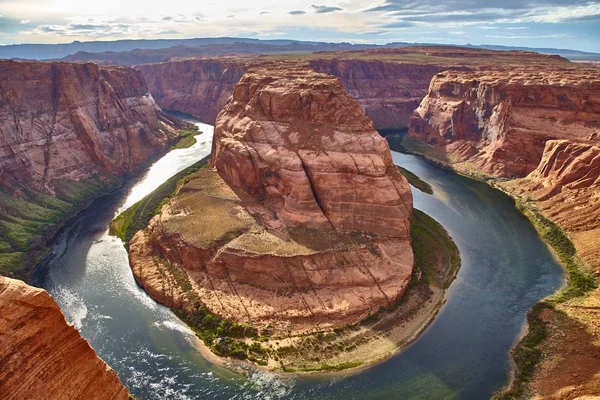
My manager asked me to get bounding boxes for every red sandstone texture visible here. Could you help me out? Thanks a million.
[308,60,447,129]
[0,60,181,194]
[137,59,246,123]
[501,139,600,270]
[409,66,600,177]
[0,276,128,400]
[128,66,414,333]
[138,58,446,129]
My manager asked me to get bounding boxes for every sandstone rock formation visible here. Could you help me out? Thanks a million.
[211,65,413,237]
[501,139,600,270]
[0,276,128,400]
[0,60,181,194]
[409,66,600,177]
[308,59,447,129]
[128,66,414,333]
[137,59,246,123]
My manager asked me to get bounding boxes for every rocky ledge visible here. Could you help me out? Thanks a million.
[408,66,600,177]
[0,276,128,400]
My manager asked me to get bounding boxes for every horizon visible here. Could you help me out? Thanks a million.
[0,0,598,53]
[1,35,599,55]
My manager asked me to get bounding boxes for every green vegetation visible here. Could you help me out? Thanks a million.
[170,129,199,150]
[411,209,460,288]
[516,200,596,303]
[398,166,433,195]
[175,305,268,364]
[495,303,552,400]
[110,155,210,245]
[380,130,408,153]
[495,200,598,399]
[0,174,122,279]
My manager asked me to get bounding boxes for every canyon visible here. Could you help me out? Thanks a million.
[0,43,597,398]
[408,65,600,177]
[136,47,570,130]
[406,63,600,398]
[118,65,465,371]
[0,59,193,398]
[129,65,414,329]
[0,59,190,279]
[0,276,128,400]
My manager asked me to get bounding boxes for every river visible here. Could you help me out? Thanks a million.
[34,116,564,399]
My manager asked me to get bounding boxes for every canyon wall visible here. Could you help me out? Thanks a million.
[0,276,128,400]
[137,59,247,123]
[308,59,447,129]
[0,60,182,194]
[409,66,600,177]
[129,66,414,333]
[0,59,186,278]
[501,139,600,270]
[137,58,446,129]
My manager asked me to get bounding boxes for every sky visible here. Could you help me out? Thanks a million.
[0,0,599,52]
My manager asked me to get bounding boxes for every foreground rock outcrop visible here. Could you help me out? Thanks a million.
[409,66,600,177]
[128,65,414,335]
[0,276,128,400]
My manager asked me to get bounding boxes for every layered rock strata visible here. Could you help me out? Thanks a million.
[0,276,128,400]
[409,66,600,177]
[0,60,181,193]
[501,139,600,270]
[0,59,186,278]
[308,59,447,129]
[137,59,246,123]
[129,66,414,333]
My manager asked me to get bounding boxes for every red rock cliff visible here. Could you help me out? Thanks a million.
[409,66,600,177]
[0,276,129,400]
[0,60,181,194]
[308,59,446,129]
[501,139,600,270]
[137,59,246,123]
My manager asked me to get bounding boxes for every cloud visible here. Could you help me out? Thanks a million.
[364,0,600,26]
[20,19,30,24]
[311,5,343,13]
[486,33,573,39]
[380,20,415,28]
[288,10,306,15]
[28,21,137,38]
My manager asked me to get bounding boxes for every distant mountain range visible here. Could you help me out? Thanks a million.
[1,37,598,62]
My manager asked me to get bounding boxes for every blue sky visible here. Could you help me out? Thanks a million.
[0,0,599,52]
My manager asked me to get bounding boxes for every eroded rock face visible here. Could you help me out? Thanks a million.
[137,59,246,123]
[501,139,600,270]
[0,60,180,194]
[211,65,413,237]
[0,276,128,400]
[409,66,600,177]
[308,59,447,129]
[129,66,414,333]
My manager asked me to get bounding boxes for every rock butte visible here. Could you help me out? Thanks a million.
[0,60,183,194]
[0,276,128,400]
[128,65,414,333]
[409,65,600,177]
